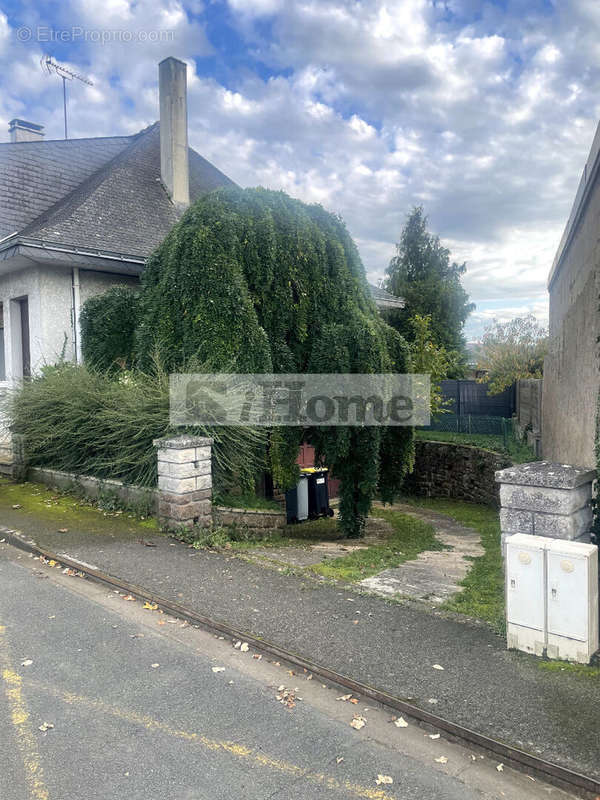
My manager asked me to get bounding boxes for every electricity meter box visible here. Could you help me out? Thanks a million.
[546,539,598,664]
[506,534,549,657]
[506,533,599,664]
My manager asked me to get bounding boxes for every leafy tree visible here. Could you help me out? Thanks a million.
[136,186,414,537]
[408,314,456,415]
[475,315,548,395]
[80,287,139,371]
[383,207,474,370]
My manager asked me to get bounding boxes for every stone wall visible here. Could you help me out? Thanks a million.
[213,506,286,531]
[404,440,512,507]
[26,466,158,512]
[543,122,600,469]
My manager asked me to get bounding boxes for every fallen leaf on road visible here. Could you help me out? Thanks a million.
[375,775,393,786]
[48,560,56,567]
[496,763,504,772]
[212,667,226,673]
[252,654,262,660]
[240,643,249,653]
[276,686,298,709]
[138,539,157,547]
[428,734,440,740]
[123,595,135,602]
[150,663,160,669]
[21,659,33,667]
[394,717,408,728]
[337,694,353,701]
[350,715,366,730]
[432,664,444,671]
[143,602,158,611]
[234,641,241,649]
[350,698,358,704]
[336,757,344,765]
[38,722,54,732]
[435,756,448,764]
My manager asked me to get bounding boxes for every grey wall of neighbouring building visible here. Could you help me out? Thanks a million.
[543,122,600,470]
[404,440,511,506]
[516,379,542,435]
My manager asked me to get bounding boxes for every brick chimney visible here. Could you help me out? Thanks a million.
[159,57,189,209]
[9,119,45,143]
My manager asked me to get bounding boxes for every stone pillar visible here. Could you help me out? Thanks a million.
[496,461,596,555]
[154,435,213,529]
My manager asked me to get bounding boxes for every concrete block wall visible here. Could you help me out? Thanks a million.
[154,435,213,529]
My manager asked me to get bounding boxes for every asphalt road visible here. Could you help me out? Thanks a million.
[0,543,575,800]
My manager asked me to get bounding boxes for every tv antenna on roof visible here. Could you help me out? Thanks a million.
[41,55,93,140]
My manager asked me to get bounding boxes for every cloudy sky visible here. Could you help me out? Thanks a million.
[1,0,598,338]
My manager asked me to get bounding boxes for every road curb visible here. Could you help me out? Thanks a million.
[2,524,598,798]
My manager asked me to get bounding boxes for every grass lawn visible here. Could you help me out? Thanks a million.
[399,496,505,632]
[415,428,536,464]
[308,508,446,583]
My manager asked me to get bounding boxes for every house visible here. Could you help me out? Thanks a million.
[542,122,600,469]
[0,57,403,472]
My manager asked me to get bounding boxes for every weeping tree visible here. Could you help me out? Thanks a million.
[135,186,414,537]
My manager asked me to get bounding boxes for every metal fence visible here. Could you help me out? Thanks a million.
[440,380,516,418]
[420,414,514,445]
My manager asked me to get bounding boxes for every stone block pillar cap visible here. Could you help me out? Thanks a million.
[495,461,596,489]
[153,435,214,449]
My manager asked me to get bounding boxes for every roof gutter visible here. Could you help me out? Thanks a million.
[0,234,146,266]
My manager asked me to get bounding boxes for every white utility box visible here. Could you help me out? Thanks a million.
[506,534,549,657]
[546,539,598,664]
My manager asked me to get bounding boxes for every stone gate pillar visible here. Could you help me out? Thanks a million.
[496,461,595,554]
[154,435,213,529]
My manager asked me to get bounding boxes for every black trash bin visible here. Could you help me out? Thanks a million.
[303,467,334,519]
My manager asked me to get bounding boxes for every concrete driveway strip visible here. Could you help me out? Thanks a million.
[0,543,574,800]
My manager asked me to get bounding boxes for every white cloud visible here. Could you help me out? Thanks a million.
[2,0,600,333]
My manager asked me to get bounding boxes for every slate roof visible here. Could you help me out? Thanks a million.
[367,282,405,309]
[2,122,235,256]
[0,134,131,240]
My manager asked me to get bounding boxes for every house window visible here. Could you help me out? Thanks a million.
[0,304,5,381]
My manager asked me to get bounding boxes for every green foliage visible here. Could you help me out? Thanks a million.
[408,314,456,415]
[383,207,474,372]
[414,428,537,464]
[135,186,414,537]
[80,287,139,371]
[475,314,548,394]
[8,362,265,491]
